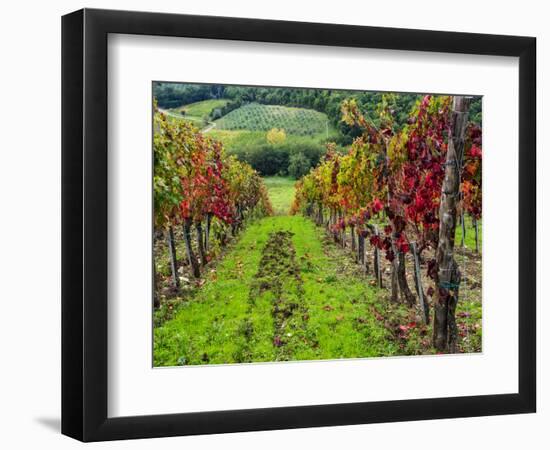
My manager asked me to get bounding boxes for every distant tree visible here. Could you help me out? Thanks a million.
[211,108,223,120]
[266,128,286,145]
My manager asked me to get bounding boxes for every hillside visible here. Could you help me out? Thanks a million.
[164,98,229,128]
[173,98,229,118]
[214,103,330,136]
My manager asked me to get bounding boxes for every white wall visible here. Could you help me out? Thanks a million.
[0,0,546,448]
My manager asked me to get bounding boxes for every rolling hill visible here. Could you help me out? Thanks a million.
[167,98,229,127]
[214,103,330,136]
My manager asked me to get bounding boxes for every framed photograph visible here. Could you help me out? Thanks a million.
[62,8,536,442]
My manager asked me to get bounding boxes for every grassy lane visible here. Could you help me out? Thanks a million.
[289,216,400,359]
[154,215,401,366]
[154,217,271,366]
[261,177,296,215]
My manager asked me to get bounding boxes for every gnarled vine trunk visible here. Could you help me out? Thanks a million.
[204,213,212,253]
[196,221,207,266]
[397,251,415,306]
[433,96,470,352]
[411,242,429,324]
[317,204,324,226]
[183,219,201,278]
[153,259,160,309]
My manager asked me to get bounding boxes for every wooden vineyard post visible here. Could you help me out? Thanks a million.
[341,226,346,248]
[204,213,212,253]
[153,261,160,309]
[358,232,366,271]
[167,225,180,291]
[411,242,429,324]
[460,211,466,248]
[332,210,338,243]
[473,217,479,253]
[390,244,399,303]
[433,95,470,352]
[373,225,382,288]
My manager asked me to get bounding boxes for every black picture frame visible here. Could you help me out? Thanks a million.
[62,8,536,442]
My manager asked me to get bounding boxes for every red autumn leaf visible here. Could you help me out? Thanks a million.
[372,198,384,213]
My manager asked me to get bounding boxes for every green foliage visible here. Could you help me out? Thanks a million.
[207,129,329,177]
[288,152,311,179]
[153,82,225,108]
[246,145,290,176]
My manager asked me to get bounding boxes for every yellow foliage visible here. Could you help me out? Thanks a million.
[266,128,287,145]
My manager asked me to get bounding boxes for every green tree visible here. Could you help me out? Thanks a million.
[288,152,311,179]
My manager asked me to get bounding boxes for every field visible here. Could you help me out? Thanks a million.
[206,129,269,151]
[261,177,296,214]
[205,108,337,177]
[167,99,229,127]
[214,103,331,136]
[165,101,337,175]
[207,129,333,152]
[177,98,229,117]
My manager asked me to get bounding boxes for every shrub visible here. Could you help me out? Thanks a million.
[288,152,311,178]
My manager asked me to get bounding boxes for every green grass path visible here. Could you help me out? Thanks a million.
[262,177,296,215]
[154,215,400,366]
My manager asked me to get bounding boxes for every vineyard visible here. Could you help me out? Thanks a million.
[214,103,330,136]
[153,102,272,311]
[291,94,482,352]
[153,90,482,366]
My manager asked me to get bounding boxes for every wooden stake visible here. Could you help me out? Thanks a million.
[411,242,429,324]
[374,226,382,288]
[460,212,466,248]
[474,217,479,253]
[167,225,180,290]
